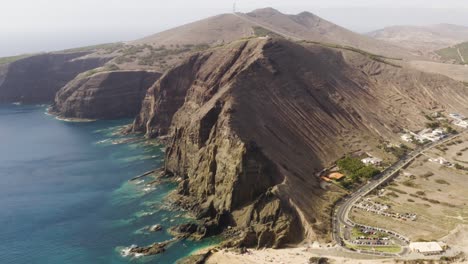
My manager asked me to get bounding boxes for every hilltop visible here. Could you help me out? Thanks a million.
[134,8,413,58]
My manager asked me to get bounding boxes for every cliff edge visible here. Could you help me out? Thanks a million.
[52,70,161,119]
[0,52,109,103]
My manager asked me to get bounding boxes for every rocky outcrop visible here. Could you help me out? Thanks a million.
[132,38,468,247]
[52,70,160,119]
[0,52,109,103]
[127,240,171,256]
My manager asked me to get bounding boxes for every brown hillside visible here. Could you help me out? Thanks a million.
[134,8,413,58]
[368,24,468,52]
[132,38,468,247]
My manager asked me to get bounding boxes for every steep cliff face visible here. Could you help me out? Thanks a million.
[0,52,109,103]
[52,70,160,119]
[132,38,468,247]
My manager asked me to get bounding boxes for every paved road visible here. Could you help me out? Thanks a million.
[332,129,467,256]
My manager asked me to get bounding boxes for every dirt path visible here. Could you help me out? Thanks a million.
[233,12,302,41]
[457,48,466,63]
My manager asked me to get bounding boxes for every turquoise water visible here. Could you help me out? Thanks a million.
[0,105,212,264]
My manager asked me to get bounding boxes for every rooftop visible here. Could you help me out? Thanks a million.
[409,242,443,253]
[328,172,345,180]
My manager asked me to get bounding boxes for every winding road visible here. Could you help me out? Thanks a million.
[332,129,468,256]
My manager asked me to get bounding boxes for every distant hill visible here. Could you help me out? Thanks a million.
[368,24,468,52]
[134,7,413,58]
[436,41,468,64]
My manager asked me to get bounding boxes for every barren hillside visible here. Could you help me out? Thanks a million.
[134,8,413,58]
[368,24,468,52]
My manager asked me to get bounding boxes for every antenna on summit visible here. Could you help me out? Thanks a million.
[233,1,236,13]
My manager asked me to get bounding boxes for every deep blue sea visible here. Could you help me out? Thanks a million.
[0,104,213,264]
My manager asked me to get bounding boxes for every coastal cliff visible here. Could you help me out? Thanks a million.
[52,70,161,119]
[132,38,468,247]
[0,52,109,103]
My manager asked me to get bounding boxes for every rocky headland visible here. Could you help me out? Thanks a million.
[0,52,110,103]
[131,37,468,248]
[52,70,161,119]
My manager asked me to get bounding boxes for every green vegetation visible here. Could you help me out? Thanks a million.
[420,171,434,179]
[436,41,468,65]
[253,26,283,38]
[308,257,329,264]
[81,64,120,78]
[443,124,458,135]
[402,180,418,188]
[0,54,33,65]
[381,144,410,158]
[111,43,211,67]
[337,156,380,188]
[424,114,434,121]
[425,121,441,129]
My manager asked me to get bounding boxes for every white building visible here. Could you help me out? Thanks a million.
[361,157,382,166]
[454,120,468,129]
[419,128,447,142]
[409,242,443,255]
[401,134,413,142]
[429,157,450,165]
[449,113,465,121]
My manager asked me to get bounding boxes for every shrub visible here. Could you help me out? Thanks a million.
[435,179,450,185]
[402,180,417,188]
[425,122,441,129]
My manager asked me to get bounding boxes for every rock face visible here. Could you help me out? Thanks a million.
[52,70,160,119]
[132,38,468,247]
[128,241,171,256]
[0,52,109,103]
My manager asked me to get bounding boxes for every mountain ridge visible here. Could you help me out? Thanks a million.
[134,8,414,58]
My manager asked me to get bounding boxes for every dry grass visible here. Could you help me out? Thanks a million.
[350,134,468,241]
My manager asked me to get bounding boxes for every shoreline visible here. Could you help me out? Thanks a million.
[47,107,98,122]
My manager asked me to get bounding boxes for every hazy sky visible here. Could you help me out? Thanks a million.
[1,0,468,56]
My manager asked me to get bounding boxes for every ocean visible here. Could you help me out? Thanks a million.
[0,104,213,264]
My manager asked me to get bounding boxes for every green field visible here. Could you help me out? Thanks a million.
[436,41,468,65]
